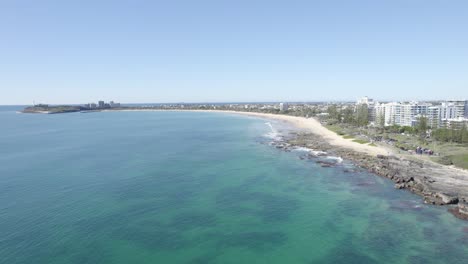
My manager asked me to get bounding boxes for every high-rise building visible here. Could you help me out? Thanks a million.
[373,102,429,127]
[369,99,467,129]
[440,103,458,120]
[427,106,440,128]
[279,103,288,112]
[446,100,467,118]
[465,100,468,118]
[357,96,374,105]
[109,101,120,108]
[382,102,401,126]
[98,101,105,108]
[374,103,386,126]
[357,96,377,122]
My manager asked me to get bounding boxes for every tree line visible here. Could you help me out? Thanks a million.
[326,104,369,127]
[432,126,468,143]
[325,105,468,144]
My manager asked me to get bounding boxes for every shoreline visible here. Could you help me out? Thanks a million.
[105,109,387,154]
[113,109,468,220]
[239,111,468,220]
[41,108,468,220]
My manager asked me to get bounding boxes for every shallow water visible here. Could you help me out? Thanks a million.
[0,107,467,263]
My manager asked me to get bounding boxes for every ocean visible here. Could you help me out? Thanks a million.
[0,106,467,264]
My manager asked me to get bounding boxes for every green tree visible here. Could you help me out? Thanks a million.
[377,113,385,129]
[355,104,369,127]
[327,105,337,118]
[342,108,355,124]
[461,124,468,143]
[327,105,342,122]
[416,116,428,140]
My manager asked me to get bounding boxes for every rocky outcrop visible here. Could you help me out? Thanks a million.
[449,202,468,220]
[285,132,468,221]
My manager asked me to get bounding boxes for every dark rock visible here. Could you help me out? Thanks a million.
[449,206,468,221]
[282,128,468,221]
[395,183,405,189]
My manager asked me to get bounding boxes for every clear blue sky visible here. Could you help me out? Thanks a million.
[1,0,467,104]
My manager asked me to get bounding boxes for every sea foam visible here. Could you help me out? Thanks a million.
[292,146,328,156]
[264,122,282,141]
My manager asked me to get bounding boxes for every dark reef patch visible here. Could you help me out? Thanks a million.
[167,211,217,231]
[213,231,287,252]
[322,238,377,264]
[116,229,189,251]
[215,186,300,223]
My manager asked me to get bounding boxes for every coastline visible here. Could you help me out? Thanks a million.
[238,111,468,220]
[104,110,385,154]
[110,109,468,220]
[7,106,468,262]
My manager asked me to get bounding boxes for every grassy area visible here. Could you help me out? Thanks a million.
[324,121,468,170]
[449,154,468,170]
[385,134,468,169]
[427,143,468,169]
[326,124,345,135]
[326,124,374,145]
[352,139,369,144]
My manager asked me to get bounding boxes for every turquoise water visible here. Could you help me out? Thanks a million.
[0,107,467,264]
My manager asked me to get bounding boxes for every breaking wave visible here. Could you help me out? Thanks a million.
[264,122,282,141]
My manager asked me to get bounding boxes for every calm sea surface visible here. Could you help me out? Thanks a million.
[0,106,467,264]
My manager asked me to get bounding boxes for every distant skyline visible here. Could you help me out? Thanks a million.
[1,0,467,105]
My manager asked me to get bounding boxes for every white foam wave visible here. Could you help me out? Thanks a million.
[263,122,282,140]
[326,156,343,163]
[265,122,275,132]
[292,147,313,152]
[292,147,327,156]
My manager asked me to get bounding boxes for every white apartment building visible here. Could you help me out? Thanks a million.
[356,97,468,129]
[373,102,429,127]
[447,100,468,118]
[357,96,374,105]
[466,101,468,118]
[382,102,401,126]
[372,100,467,128]
[427,106,440,128]
[279,102,288,112]
[375,103,386,125]
[440,117,468,129]
[439,103,458,120]
[357,96,377,122]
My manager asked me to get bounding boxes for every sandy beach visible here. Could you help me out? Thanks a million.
[222,111,389,156]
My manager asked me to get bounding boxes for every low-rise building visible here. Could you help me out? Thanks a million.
[109,101,121,108]
[441,117,468,129]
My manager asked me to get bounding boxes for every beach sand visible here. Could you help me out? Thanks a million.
[225,111,389,156]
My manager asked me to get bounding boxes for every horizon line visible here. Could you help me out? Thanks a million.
[1,98,467,106]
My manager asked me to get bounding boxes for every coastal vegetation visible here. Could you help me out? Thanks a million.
[22,104,84,114]
[319,104,468,170]
[352,139,370,144]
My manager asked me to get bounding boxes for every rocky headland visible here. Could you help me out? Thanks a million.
[281,132,468,221]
